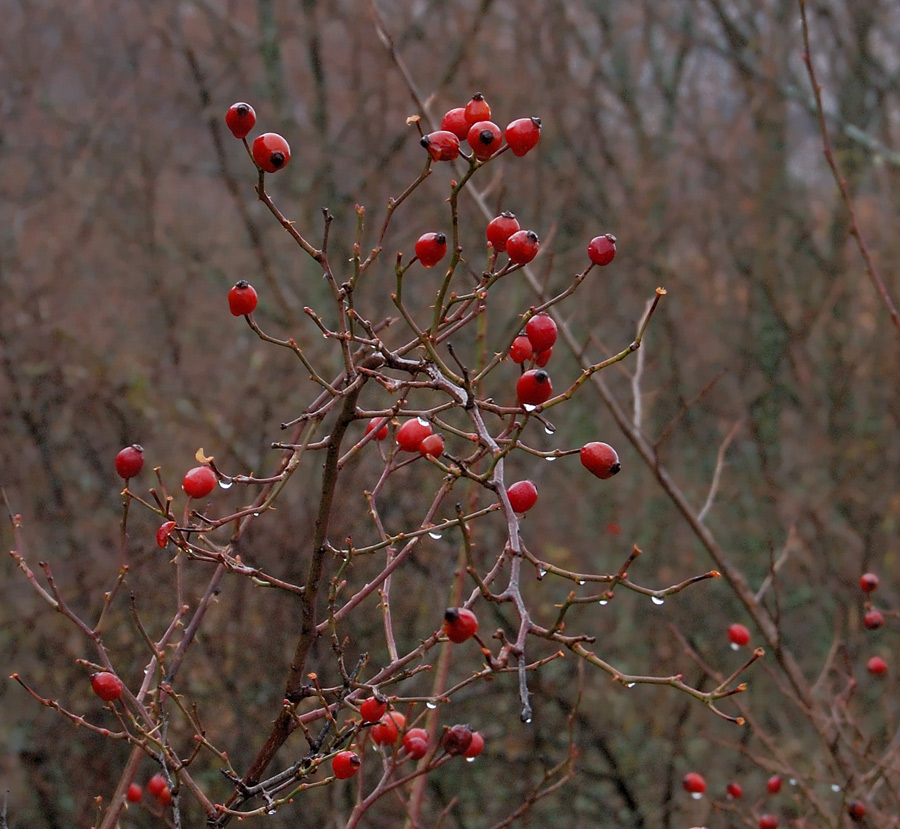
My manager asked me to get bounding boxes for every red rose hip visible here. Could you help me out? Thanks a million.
[421,130,460,162]
[507,480,538,513]
[682,772,706,795]
[115,445,144,480]
[443,607,478,643]
[860,572,879,593]
[506,230,540,265]
[415,232,448,268]
[508,335,533,364]
[251,132,291,173]
[467,120,503,160]
[525,313,558,353]
[728,623,751,647]
[440,107,470,140]
[228,280,258,316]
[182,466,217,499]
[516,369,553,407]
[225,102,256,139]
[588,234,617,266]
[579,442,621,479]
[91,672,124,702]
[332,750,361,779]
[486,212,520,252]
[396,418,433,452]
[504,117,542,156]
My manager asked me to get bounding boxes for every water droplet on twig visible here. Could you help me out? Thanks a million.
[651,596,665,605]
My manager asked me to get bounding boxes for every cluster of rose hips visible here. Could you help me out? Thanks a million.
[860,571,890,676]
[683,771,867,825]
[225,102,291,174]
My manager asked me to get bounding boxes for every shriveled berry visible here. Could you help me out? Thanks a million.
[115,445,144,480]
[182,466,217,499]
[371,711,406,745]
[726,781,743,799]
[396,418,433,452]
[126,783,143,803]
[486,212,520,252]
[146,774,167,798]
[588,234,617,266]
[402,727,429,759]
[516,369,553,407]
[758,816,778,829]
[767,775,782,794]
[228,280,258,316]
[868,655,887,675]
[332,750,361,779]
[509,335,533,364]
[580,442,621,479]
[360,696,387,722]
[682,772,706,794]
[525,313,557,353]
[421,130,460,162]
[365,419,389,441]
[225,102,256,139]
[91,672,124,702]
[504,117,542,156]
[728,623,751,647]
[415,232,448,268]
[441,107,470,140]
[463,730,485,759]
[419,433,444,459]
[464,93,491,125]
[442,723,473,756]
[443,607,478,643]
[507,480,538,513]
[860,572,879,593]
[467,120,503,160]
[506,230,540,265]
[251,132,291,173]
[864,609,884,630]
[156,520,176,549]
[847,800,867,821]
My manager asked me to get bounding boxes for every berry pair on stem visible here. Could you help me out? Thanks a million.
[225,102,291,173]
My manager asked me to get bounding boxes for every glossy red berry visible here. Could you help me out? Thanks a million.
[371,711,406,745]
[847,800,867,821]
[864,608,884,630]
[182,466,217,499]
[860,572,879,593]
[156,520,176,548]
[506,230,540,265]
[402,727,430,759]
[525,313,558,353]
[396,418,433,452]
[126,783,143,803]
[360,696,388,722]
[486,212,520,252]
[225,102,256,139]
[588,234,617,266]
[464,93,491,125]
[91,672,124,702]
[332,750,361,779]
[467,120,503,160]
[419,433,444,459]
[156,786,173,807]
[443,607,478,643]
[509,335,533,364]
[146,774,167,798]
[441,107,470,140]
[365,419,389,441]
[728,623,751,647]
[115,445,144,480]
[517,369,553,407]
[868,655,887,675]
[463,731,485,759]
[726,781,743,799]
[682,772,706,795]
[507,480,538,514]
[442,724,474,756]
[579,442,621,479]
[414,232,448,268]
[228,280,258,316]
[251,132,291,173]
[758,815,778,829]
[421,130,460,162]
[504,117,542,156]
[767,775,782,794]
[534,347,552,367]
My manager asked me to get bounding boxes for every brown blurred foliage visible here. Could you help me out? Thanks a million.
[2,1,900,827]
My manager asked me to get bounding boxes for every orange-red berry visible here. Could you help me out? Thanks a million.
[580,442,621,479]
[463,730,485,759]
[860,572,879,593]
[443,607,478,643]
[588,233,617,266]
[360,696,387,722]
[419,433,444,458]
[864,608,884,630]
[464,93,491,125]
[91,672,124,702]
[365,419,389,441]
[115,445,144,480]
[156,520,176,549]
[504,117,541,156]
[396,418,433,453]
[415,232,448,268]
[182,466,217,499]
[467,120,503,160]
[509,335,533,364]
[225,102,256,139]
[868,655,887,675]
[728,623,751,647]
[767,775,782,794]
[402,727,430,759]
[332,750,361,779]
[506,230,540,265]
[507,480,538,513]
[228,280,258,316]
[251,132,290,173]
[371,711,406,745]
[440,107,470,140]
[146,774,167,798]
[421,130,460,162]
[486,212,520,252]
[516,369,553,407]
[682,772,706,794]
[525,313,557,353]
[126,783,143,803]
